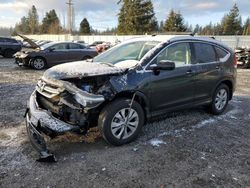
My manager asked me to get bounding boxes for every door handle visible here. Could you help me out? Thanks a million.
[186,70,193,74]
[216,65,223,70]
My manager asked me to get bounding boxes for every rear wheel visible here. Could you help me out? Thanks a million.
[4,49,15,58]
[31,57,46,70]
[209,84,229,115]
[98,98,144,146]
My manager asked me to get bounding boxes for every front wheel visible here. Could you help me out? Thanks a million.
[98,98,144,146]
[31,57,46,70]
[209,84,229,115]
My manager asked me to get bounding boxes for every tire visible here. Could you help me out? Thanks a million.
[209,84,229,115]
[31,57,46,70]
[4,49,15,58]
[98,98,144,146]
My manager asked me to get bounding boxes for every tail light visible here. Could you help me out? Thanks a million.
[233,54,237,68]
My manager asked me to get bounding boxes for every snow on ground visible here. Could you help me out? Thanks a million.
[147,97,243,147]
[149,138,166,147]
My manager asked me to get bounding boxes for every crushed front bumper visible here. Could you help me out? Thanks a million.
[25,92,79,162]
[15,57,29,66]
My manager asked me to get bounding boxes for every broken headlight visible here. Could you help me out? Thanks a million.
[62,81,105,108]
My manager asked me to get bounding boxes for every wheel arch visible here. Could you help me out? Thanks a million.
[215,79,233,100]
[97,90,150,122]
[30,56,47,67]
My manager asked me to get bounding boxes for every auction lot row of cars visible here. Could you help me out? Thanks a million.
[0,34,113,70]
[0,34,237,162]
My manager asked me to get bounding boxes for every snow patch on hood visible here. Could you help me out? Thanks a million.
[114,60,139,69]
[44,61,127,80]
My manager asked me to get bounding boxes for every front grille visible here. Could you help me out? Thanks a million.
[36,79,64,99]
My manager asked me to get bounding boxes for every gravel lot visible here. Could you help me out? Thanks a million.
[0,57,249,188]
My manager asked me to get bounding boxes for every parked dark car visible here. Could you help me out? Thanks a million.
[25,36,236,161]
[14,41,98,70]
[0,37,22,58]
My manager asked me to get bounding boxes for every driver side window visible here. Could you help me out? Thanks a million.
[51,43,68,51]
[156,42,191,67]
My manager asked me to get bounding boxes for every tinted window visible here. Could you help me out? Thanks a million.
[156,42,191,67]
[194,43,216,63]
[69,43,82,49]
[5,38,17,43]
[215,47,228,59]
[0,38,5,42]
[52,43,68,50]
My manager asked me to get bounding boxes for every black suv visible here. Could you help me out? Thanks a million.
[0,37,22,58]
[25,36,237,161]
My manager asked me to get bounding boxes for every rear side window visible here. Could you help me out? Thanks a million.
[69,43,82,49]
[5,38,17,43]
[194,43,216,63]
[215,47,228,60]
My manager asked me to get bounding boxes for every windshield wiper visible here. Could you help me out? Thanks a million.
[100,62,115,67]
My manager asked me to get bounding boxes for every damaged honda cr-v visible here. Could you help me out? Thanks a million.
[25,35,236,161]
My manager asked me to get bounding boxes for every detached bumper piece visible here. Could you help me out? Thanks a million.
[26,115,57,162]
[25,92,79,162]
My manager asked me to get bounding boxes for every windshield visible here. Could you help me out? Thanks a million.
[40,42,54,50]
[93,41,159,65]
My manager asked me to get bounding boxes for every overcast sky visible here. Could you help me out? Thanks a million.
[0,0,249,30]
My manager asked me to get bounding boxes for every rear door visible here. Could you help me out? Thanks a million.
[149,42,196,113]
[68,43,85,61]
[191,42,223,102]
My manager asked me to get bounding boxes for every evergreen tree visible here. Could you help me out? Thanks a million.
[163,10,187,32]
[28,5,39,34]
[222,4,242,35]
[15,16,30,34]
[41,9,61,34]
[79,18,91,34]
[201,22,214,35]
[117,0,158,34]
[242,18,250,35]
[159,20,164,32]
[193,24,201,34]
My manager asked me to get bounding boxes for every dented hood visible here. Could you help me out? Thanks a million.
[44,61,127,80]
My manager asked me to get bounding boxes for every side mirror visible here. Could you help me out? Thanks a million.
[150,60,176,71]
[49,48,55,52]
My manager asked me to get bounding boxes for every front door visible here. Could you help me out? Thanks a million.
[149,42,196,114]
[46,43,69,65]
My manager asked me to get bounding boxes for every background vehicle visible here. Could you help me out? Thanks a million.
[89,41,105,47]
[25,36,236,161]
[14,41,98,70]
[235,47,250,68]
[0,37,22,58]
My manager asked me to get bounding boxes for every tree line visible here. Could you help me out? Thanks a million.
[14,1,250,35]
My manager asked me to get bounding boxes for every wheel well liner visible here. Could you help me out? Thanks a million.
[99,91,150,121]
[220,80,233,100]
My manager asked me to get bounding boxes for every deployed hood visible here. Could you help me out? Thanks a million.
[44,61,127,80]
[17,33,40,49]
